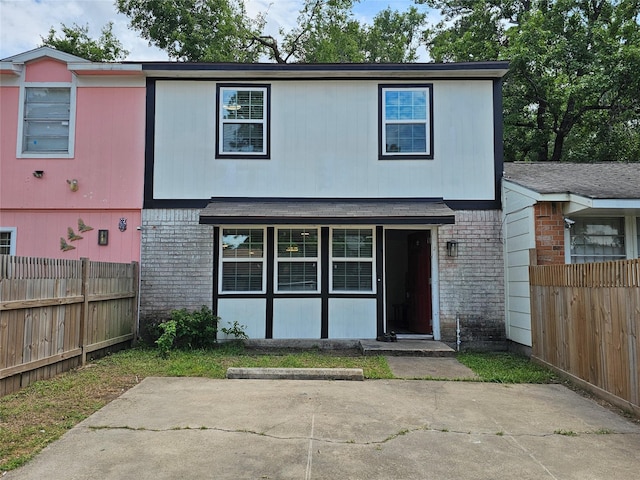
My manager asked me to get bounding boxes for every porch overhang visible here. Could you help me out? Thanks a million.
[199,198,456,225]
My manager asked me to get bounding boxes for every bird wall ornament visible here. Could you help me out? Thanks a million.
[60,238,75,251]
[78,218,93,233]
[67,227,83,242]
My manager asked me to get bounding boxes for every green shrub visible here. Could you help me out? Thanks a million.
[156,306,219,357]
[220,320,249,341]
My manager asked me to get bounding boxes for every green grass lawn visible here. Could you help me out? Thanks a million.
[0,346,552,472]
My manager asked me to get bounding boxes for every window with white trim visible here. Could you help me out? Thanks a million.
[570,217,626,263]
[379,84,433,159]
[20,86,73,156]
[331,228,374,292]
[220,228,265,292]
[217,85,269,158]
[0,228,17,255]
[276,228,319,292]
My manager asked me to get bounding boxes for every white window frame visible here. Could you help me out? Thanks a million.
[379,84,433,160]
[0,227,17,255]
[275,227,320,294]
[329,227,376,294]
[216,85,269,158]
[219,227,266,294]
[566,216,627,264]
[17,81,76,158]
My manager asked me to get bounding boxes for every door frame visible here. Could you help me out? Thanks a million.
[382,226,441,340]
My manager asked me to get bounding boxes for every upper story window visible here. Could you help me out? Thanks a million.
[379,84,433,160]
[276,228,320,293]
[0,228,17,255]
[330,228,375,293]
[570,217,626,264]
[220,228,266,293]
[216,85,270,159]
[19,85,75,158]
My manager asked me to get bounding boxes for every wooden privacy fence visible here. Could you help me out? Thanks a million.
[530,259,640,416]
[0,256,139,396]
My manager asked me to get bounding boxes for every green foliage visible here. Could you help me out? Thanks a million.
[155,306,219,356]
[40,22,128,61]
[116,0,262,62]
[220,320,249,340]
[422,0,640,163]
[116,0,426,63]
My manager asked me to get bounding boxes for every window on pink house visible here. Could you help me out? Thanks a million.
[22,87,71,154]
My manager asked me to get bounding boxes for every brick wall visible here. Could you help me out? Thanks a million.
[139,209,214,337]
[533,202,565,265]
[438,210,505,350]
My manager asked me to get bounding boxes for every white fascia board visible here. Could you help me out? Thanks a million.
[68,63,143,74]
[502,180,570,203]
[3,46,89,64]
[564,195,640,214]
[0,62,22,75]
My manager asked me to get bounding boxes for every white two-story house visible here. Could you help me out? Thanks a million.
[139,62,509,347]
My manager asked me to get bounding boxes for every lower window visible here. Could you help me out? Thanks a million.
[331,228,374,292]
[276,228,319,292]
[570,218,626,263]
[0,228,16,255]
[220,228,265,292]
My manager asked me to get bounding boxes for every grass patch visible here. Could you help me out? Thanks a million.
[0,345,391,472]
[456,352,556,384]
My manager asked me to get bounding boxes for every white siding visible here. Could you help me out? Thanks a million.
[328,298,377,339]
[218,298,266,339]
[503,186,536,347]
[272,298,322,339]
[153,80,497,201]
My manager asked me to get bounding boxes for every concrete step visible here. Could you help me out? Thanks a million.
[359,339,456,357]
[226,367,364,381]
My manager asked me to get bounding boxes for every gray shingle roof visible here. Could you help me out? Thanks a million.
[503,162,640,199]
[199,198,455,225]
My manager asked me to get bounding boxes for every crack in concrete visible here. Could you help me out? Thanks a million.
[87,424,637,446]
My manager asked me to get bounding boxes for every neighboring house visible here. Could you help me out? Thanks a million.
[503,162,640,348]
[139,61,509,345]
[0,47,145,263]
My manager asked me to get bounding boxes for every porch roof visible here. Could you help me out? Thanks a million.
[199,198,456,225]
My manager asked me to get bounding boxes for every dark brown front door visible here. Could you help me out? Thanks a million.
[407,232,432,334]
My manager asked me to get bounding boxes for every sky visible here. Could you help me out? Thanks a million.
[0,0,432,61]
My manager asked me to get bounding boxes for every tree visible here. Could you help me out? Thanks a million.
[116,0,427,63]
[421,0,640,163]
[116,0,261,62]
[40,22,128,62]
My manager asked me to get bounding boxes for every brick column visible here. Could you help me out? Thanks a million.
[533,202,565,265]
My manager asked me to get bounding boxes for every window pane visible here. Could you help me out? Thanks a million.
[570,217,626,263]
[332,229,373,258]
[0,232,11,255]
[222,229,263,258]
[277,228,318,258]
[332,261,372,291]
[222,89,264,120]
[278,262,318,291]
[222,124,264,152]
[222,262,263,291]
[386,124,426,153]
[23,87,70,153]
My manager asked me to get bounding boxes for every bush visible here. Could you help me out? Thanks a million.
[156,306,219,357]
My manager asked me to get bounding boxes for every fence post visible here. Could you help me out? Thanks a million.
[80,257,90,365]
[132,261,140,345]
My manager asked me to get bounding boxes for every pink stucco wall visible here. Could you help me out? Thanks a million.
[25,57,72,82]
[0,57,145,263]
[0,210,141,262]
